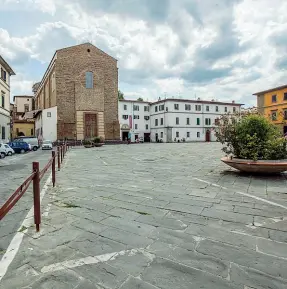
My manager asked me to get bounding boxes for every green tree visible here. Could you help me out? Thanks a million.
[137,97,143,101]
[118,90,124,100]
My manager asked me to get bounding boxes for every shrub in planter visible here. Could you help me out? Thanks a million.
[215,114,287,161]
[94,137,101,144]
[83,139,92,147]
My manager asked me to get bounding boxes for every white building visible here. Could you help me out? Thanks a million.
[0,56,15,142]
[119,98,242,142]
[118,100,151,142]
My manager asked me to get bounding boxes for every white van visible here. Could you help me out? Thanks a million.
[14,136,39,151]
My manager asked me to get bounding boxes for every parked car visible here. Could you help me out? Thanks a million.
[42,140,53,150]
[0,144,6,159]
[8,141,30,154]
[1,144,15,156]
[14,136,39,151]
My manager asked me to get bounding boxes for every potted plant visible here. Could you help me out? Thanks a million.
[93,136,104,147]
[215,114,287,173]
[83,139,93,148]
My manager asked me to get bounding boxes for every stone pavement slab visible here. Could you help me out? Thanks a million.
[1,143,287,289]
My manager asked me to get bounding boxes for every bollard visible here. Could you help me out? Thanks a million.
[57,146,61,171]
[32,162,41,232]
[52,151,56,187]
[60,146,63,163]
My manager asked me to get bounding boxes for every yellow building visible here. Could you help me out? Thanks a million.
[253,84,287,134]
[12,120,35,139]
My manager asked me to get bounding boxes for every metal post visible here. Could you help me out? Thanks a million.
[32,162,41,232]
[60,146,63,163]
[57,146,61,171]
[52,151,56,187]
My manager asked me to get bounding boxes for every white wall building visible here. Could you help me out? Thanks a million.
[0,56,15,142]
[118,100,151,142]
[119,98,242,142]
[34,107,57,142]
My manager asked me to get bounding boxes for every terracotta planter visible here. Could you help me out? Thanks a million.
[221,157,287,173]
[94,143,104,147]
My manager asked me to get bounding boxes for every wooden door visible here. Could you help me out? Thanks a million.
[85,113,97,139]
[205,130,210,142]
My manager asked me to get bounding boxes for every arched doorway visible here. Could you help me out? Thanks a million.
[205,130,210,142]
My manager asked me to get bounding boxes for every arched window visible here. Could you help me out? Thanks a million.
[86,72,93,89]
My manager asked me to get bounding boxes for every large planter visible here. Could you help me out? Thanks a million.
[84,144,93,148]
[94,143,104,147]
[221,157,287,173]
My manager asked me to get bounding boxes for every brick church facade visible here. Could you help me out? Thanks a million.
[33,43,120,141]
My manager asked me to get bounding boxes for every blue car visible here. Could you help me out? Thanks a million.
[8,141,30,154]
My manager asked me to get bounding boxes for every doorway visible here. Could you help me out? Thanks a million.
[85,113,97,139]
[144,133,150,142]
[155,133,159,142]
[205,130,210,142]
[122,131,129,141]
[167,128,172,142]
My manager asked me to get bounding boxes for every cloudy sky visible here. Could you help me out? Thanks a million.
[1,0,287,107]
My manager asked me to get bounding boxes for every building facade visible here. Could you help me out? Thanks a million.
[119,98,242,142]
[118,100,151,142]
[33,43,120,141]
[11,95,35,139]
[0,56,15,142]
[254,84,287,134]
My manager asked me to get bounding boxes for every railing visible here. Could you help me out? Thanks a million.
[0,144,69,232]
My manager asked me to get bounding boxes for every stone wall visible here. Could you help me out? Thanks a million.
[55,43,120,140]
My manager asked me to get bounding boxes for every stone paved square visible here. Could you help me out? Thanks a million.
[1,143,287,289]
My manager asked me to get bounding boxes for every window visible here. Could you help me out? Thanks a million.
[160,118,163,125]
[144,116,150,120]
[216,106,219,112]
[144,106,149,112]
[133,115,139,119]
[215,118,220,125]
[225,107,227,112]
[174,104,179,110]
[155,119,158,126]
[284,93,287,101]
[205,118,211,125]
[16,128,19,135]
[47,112,51,117]
[272,95,277,103]
[124,105,127,110]
[133,105,139,111]
[284,110,287,120]
[186,118,190,125]
[197,132,200,138]
[195,105,201,111]
[176,132,179,137]
[1,126,5,140]
[233,107,236,113]
[122,115,128,120]
[1,92,4,108]
[271,111,277,121]
[176,117,179,125]
[146,124,149,130]
[185,104,191,111]
[187,132,190,138]
[135,124,138,129]
[161,132,163,138]
[85,72,93,88]
[206,106,209,112]
[196,118,200,125]
[1,68,7,82]
[159,105,164,111]
[24,104,29,112]
[31,129,34,135]
[155,106,158,112]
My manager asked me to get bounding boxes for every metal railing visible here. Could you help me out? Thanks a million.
[0,144,69,232]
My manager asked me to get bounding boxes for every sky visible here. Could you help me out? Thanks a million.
[1,0,287,107]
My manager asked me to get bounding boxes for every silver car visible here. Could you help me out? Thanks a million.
[42,140,53,150]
